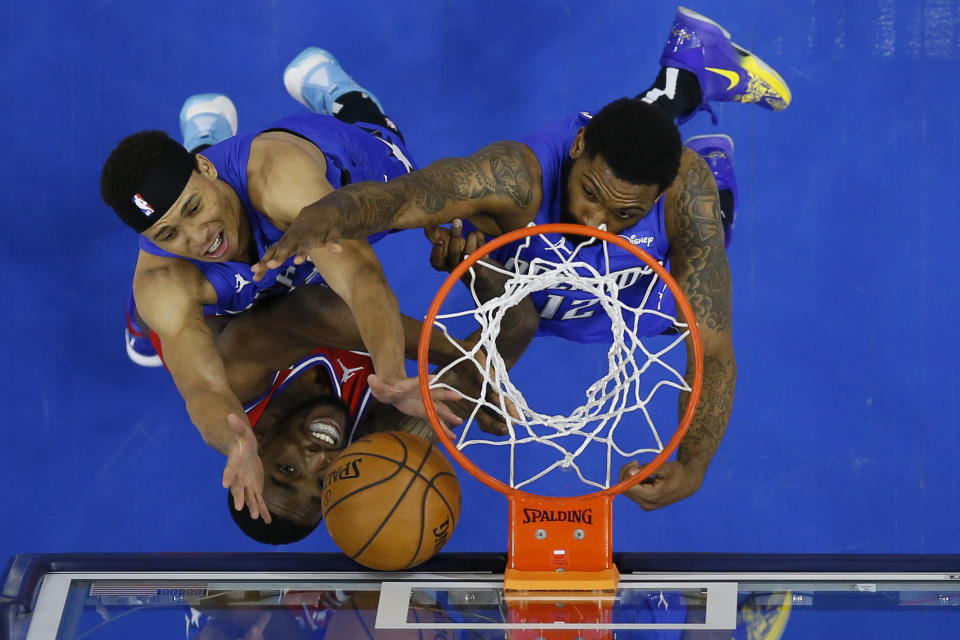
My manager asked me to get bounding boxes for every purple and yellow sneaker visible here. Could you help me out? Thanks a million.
[660,6,791,124]
[686,134,737,248]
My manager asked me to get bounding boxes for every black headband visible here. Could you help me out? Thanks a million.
[112,137,195,233]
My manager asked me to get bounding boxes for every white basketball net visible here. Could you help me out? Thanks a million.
[428,228,693,494]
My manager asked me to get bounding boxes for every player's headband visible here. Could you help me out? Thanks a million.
[111,138,195,234]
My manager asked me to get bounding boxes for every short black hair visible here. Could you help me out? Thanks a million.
[100,130,176,209]
[227,493,319,545]
[582,98,683,194]
[100,130,196,232]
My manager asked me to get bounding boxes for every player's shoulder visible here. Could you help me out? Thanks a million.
[468,140,543,214]
[133,251,216,313]
[472,139,539,167]
[661,148,726,255]
[246,130,331,220]
[662,148,713,213]
[134,250,203,287]
[249,129,328,171]
[672,147,711,188]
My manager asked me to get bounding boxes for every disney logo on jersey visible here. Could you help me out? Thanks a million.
[619,233,655,247]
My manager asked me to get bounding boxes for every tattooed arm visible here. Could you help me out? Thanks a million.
[358,221,540,443]
[619,148,736,511]
[252,141,542,275]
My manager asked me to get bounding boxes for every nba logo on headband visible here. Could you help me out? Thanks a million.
[132,193,155,217]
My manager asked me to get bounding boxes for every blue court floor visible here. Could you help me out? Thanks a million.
[1,0,958,559]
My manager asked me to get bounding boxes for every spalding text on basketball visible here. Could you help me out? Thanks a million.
[432,517,451,551]
[521,508,593,525]
[325,458,363,486]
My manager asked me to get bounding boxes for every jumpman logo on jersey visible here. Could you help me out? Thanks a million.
[337,359,365,384]
[234,273,251,293]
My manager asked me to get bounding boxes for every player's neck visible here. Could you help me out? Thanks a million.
[235,207,257,264]
[284,366,334,400]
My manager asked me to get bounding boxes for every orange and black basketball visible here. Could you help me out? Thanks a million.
[322,431,460,570]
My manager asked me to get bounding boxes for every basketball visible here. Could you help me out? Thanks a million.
[322,431,460,571]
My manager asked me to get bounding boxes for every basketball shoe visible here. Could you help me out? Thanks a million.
[124,294,162,367]
[660,7,791,124]
[685,134,737,248]
[179,93,238,153]
[283,47,383,116]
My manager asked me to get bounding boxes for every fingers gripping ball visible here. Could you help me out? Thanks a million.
[322,432,460,570]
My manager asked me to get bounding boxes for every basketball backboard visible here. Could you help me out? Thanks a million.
[3,552,959,639]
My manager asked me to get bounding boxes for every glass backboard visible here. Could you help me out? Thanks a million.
[3,553,959,639]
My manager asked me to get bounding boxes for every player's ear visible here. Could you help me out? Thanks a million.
[195,153,218,179]
[569,128,586,159]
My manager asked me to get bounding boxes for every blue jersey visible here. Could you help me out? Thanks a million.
[488,111,675,343]
[140,114,416,316]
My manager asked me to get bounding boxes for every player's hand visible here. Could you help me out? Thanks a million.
[251,206,344,281]
[425,219,486,273]
[367,374,463,434]
[424,220,521,436]
[445,347,522,437]
[617,460,704,511]
[222,413,272,524]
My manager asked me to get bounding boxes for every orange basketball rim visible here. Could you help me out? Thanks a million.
[417,223,703,592]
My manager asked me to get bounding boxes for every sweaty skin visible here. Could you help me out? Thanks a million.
[254,130,735,511]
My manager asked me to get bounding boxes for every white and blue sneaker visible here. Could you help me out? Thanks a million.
[283,47,383,116]
[178,93,238,152]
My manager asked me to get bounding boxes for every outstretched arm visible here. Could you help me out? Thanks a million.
[425,219,539,371]
[242,133,460,422]
[620,149,736,510]
[358,221,540,441]
[133,258,271,523]
[251,140,543,275]
[216,284,472,404]
[418,220,540,434]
